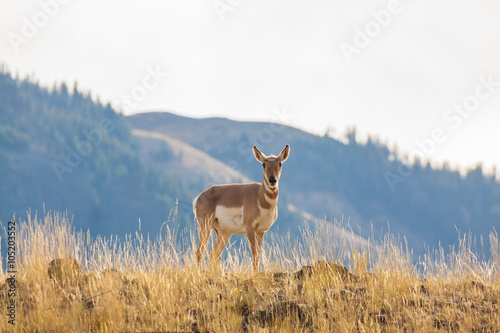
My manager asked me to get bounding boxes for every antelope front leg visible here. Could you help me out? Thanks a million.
[255,232,265,271]
[256,232,264,253]
[246,228,264,271]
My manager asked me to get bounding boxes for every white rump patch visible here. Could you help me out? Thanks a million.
[192,194,200,216]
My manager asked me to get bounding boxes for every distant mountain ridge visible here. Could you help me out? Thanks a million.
[0,71,187,236]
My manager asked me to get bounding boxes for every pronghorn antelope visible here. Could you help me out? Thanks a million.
[193,145,290,271]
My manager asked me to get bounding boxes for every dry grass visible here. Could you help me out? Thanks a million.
[0,211,499,332]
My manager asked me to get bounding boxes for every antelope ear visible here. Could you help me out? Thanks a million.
[278,144,290,162]
[253,146,267,163]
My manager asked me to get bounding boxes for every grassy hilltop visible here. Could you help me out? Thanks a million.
[1,211,499,332]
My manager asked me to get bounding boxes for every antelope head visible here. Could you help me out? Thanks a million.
[253,144,290,189]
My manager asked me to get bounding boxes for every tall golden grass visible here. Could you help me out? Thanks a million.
[1,210,499,332]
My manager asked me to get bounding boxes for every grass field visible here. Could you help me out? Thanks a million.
[1,211,499,332]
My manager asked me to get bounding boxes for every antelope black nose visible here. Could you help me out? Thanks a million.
[269,176,277,185]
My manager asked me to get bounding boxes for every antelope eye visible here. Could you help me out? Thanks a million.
[279,162,282,167]
[262,163,265,169]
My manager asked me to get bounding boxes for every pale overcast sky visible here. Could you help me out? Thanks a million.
[1,0,500,173]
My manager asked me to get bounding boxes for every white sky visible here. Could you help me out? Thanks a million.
[1,0,500,173]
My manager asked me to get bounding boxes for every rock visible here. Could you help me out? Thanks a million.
[48,258,82,287]
[294,260,357,282]
[0,278,35,309]
[258,300,313,328]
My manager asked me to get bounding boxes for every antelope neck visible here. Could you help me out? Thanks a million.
[259,177,278,207]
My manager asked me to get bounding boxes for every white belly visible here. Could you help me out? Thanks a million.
[214,206,246,234]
